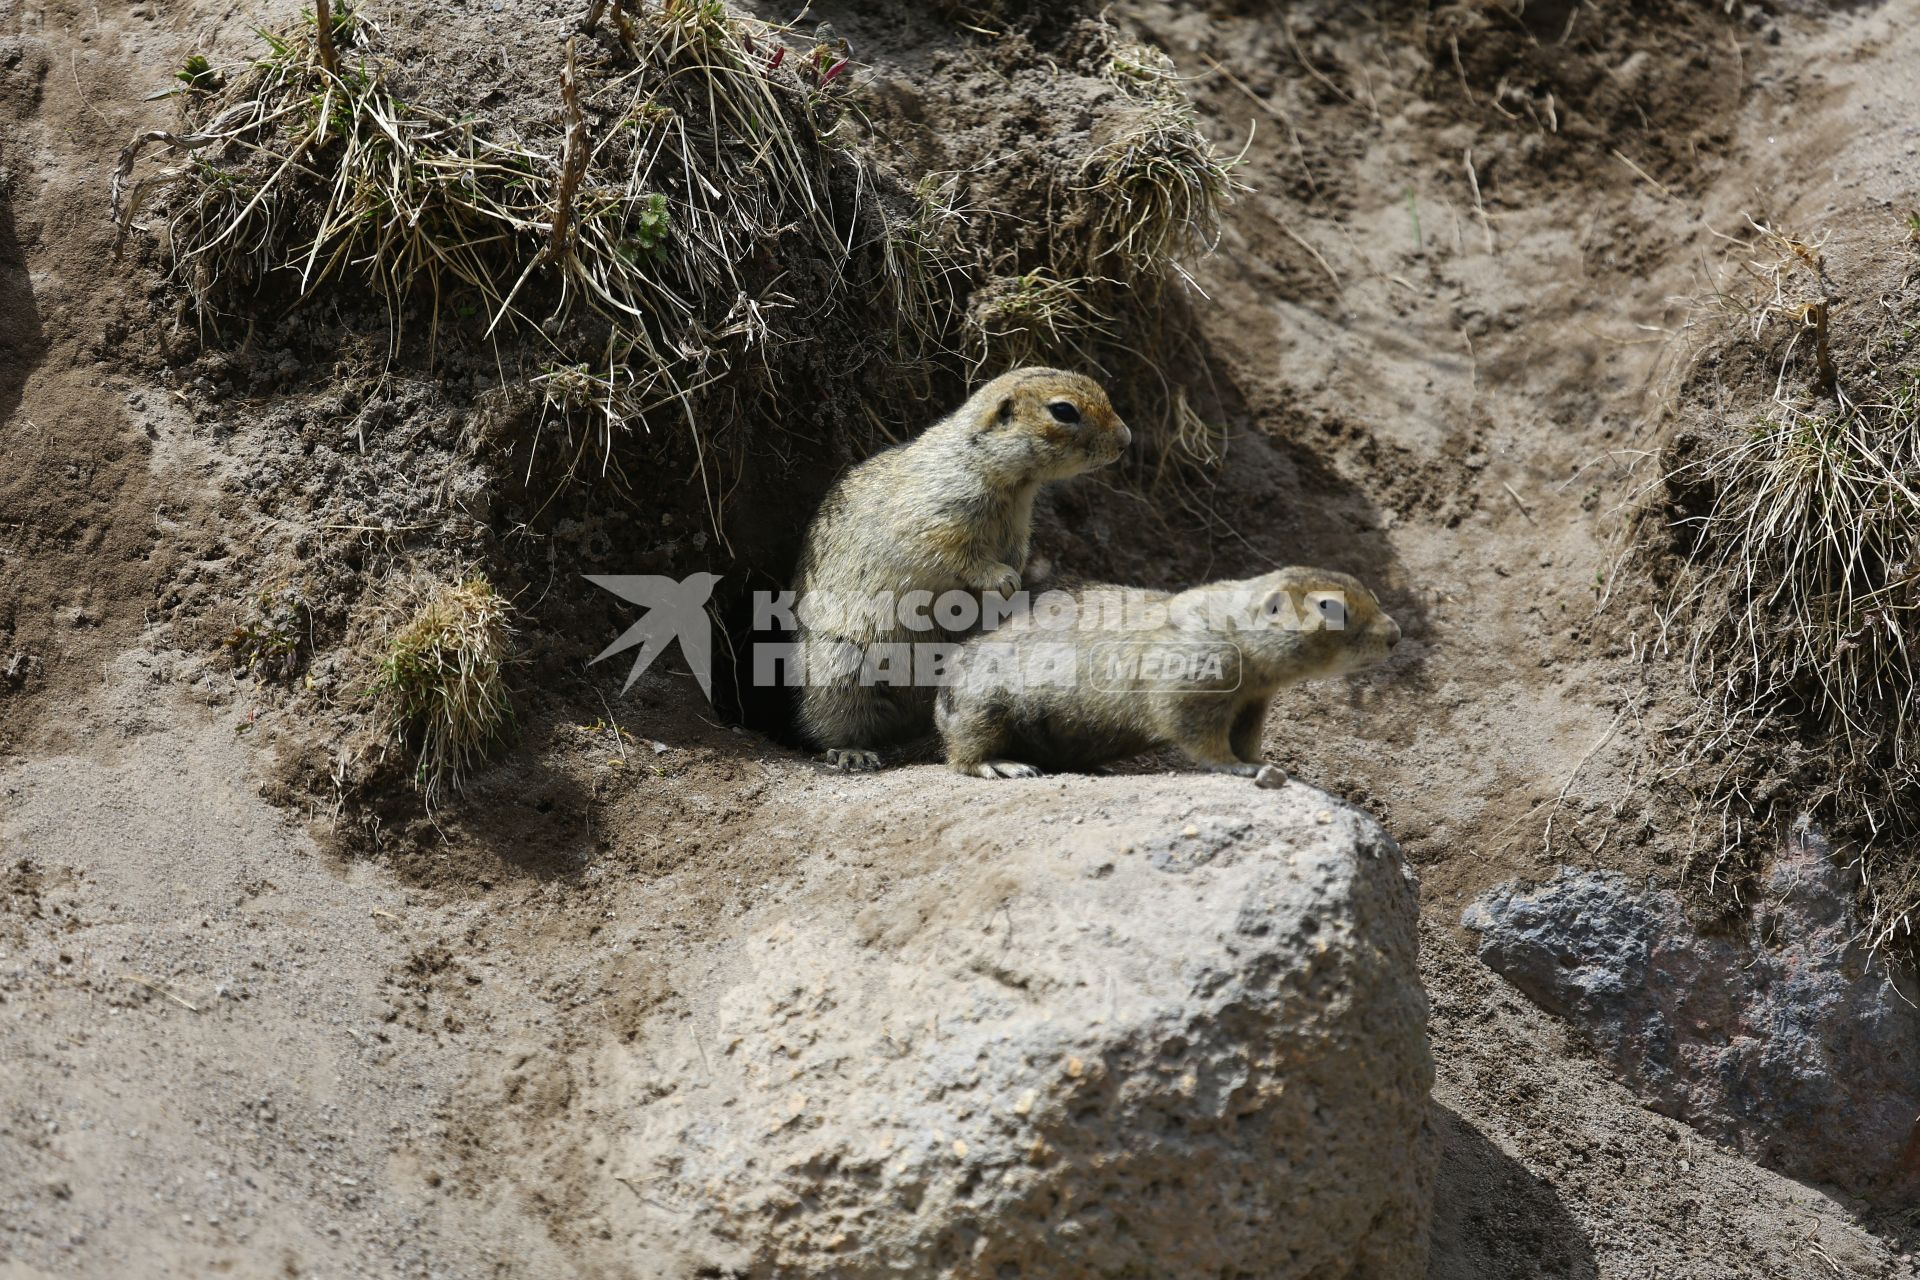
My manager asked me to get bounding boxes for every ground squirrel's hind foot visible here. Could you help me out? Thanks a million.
[970,759,1044,779]
[825,748,884,772]
[1199,760,1266,778]
[1202,760,1288,788]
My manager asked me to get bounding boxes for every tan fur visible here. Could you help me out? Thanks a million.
[794,368,1131,770]
[934,567,1401,780]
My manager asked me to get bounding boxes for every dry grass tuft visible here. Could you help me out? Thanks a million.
[114,1,947,502]
[118,5,1237,496]
[1078,41,1237,280]
[958,26,1240,482]
[1652,220,1920,959]
[369,577,515,804]
[964,270,1113,374]
[1707,220,1838,391]
[115,7,549,335]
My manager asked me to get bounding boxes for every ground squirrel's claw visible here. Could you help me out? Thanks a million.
[1253,763,1288,789]
[974,759,1043,779]
[826,748,883,772]
[979,563,1022,598]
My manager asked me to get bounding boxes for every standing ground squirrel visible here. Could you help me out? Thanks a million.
[794,368,1131,770]
[935,567,1401,779]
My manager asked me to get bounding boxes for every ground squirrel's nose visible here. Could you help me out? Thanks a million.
[1114,421,1132,450]
[1384,617,1402,648]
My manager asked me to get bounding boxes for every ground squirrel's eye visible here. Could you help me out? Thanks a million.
[1047,400,1082,425]
[1317,596,1347,629]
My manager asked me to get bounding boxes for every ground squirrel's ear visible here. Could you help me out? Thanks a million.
[995,397,1015,426]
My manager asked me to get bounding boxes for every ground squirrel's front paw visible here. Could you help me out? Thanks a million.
[975,562,1022,598]
[1253,763,1288,789]
[826,748,883,772]
[972,759,1043,779]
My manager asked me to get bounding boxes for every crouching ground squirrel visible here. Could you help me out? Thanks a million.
[935,567,1401,779]
[794,368,1131,770]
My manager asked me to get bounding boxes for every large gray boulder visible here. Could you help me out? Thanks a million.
[612,779,1434,1278]
[1463,827,1920,1206]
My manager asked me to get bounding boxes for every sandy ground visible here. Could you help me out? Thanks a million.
[4,671,1913,1278]
[6,0,1920,1275]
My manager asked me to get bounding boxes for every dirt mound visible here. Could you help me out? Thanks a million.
[1636,213,1920,956]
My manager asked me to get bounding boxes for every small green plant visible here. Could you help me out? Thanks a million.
[535,362,604,411]
[255,28,292,61]
[620,193,672,262]
[369,577,515,804]
[626,101,673,129]
[191,157,235,188]
[303,0,356,45]
[176,54,220,92]
[224,586,309,679]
